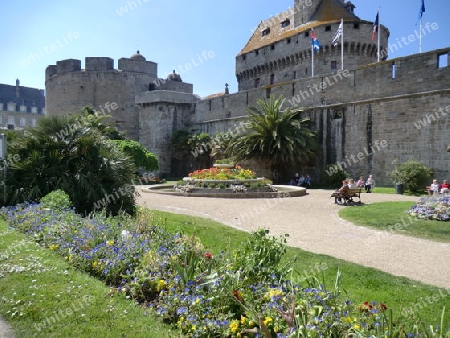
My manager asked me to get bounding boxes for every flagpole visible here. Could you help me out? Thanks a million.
[419,17,422,53]
[377,7,381,62]
[340,18,344,70]
[311,42,314,77]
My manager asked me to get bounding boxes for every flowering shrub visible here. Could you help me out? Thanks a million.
[408,195,450,221]
[1,197,449,337]
[188,166,257,180]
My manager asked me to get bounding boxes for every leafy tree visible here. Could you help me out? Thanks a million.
[111,139,158,171]
[2,113,137,215]
[225,95,318,182]
[388,159,433,193]
[187,133,213,170]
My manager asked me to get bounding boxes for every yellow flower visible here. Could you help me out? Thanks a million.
[92,261,98,268]
[229,320,240,334]
[49,244,59,251]
[343,316,352,324]
[240,315,247,325]
[106,240,114,246]
[353,324,360,330]
[265,288,283,299]
[263,317,272,326]
[156,279,166,291]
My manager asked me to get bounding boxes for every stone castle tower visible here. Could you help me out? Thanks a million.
[45,0,450,184]
[45,52,193,141]
[236,0,388,91]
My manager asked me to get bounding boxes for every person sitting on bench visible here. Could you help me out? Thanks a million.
[335,179,349,204]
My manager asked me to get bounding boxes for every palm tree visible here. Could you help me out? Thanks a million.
[225,95,318,182]
[3,113,137,215]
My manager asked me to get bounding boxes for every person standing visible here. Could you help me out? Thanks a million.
[365,175,375,193]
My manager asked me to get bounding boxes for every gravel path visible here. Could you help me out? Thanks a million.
[0,315,14,338]
[137,187,450,289]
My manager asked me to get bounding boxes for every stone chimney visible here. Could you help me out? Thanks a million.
[15,78,20,98]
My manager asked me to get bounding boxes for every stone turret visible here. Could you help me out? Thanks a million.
[235,0,389,91]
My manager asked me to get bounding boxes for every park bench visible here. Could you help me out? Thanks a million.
[330,188,362,205]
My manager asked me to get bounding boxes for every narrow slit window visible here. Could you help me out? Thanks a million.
[392,62,396,78]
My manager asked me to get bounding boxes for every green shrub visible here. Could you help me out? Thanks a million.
[321,164,350,188]
[388,159,433,193]
[40,189,72,210]
[111,139,159,171]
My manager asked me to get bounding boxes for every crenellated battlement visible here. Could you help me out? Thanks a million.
[45,55,158,81]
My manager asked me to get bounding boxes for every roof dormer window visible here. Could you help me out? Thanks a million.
[281,19,290,28]
[262,28,270,36]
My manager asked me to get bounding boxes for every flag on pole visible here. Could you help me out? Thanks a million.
[419,0,425,19]
[372,12,379,41]
[311,30,321,51]
[332,21,343,46]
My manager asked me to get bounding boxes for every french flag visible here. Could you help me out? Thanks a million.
[372,12,380,41]
[372,12,379,41]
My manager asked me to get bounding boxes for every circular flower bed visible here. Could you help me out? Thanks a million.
[188,165,257,180]
[408,195,450,221]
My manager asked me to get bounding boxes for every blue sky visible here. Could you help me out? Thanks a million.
[1,0,448,98]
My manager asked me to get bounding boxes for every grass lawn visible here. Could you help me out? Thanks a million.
[0,221,179,338]
[151,210,449,326]
[1,210,449,337]
[339,201,450,242]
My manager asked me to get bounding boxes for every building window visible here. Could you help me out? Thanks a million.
[331,61,337,70]
[287,37,291,44]
[148,83,156,91]
[31,107,37,113]
[325,25,331,32]
[281,19,290,28]
[270,74,275,85]
[0,116,2,125]
[255,49,259,56]
[265,88,271,98]
[438,54,448,68]
[242,54,246,60]
[20,117,26,126]
[31,118,37,127]
[254,78,261,88]
[353,23,360,29]
[262,28,270,36]
[304,31,309,37]
[7,103,15,112]
[8,116,14,125]
[270,44,275,50]
[20,105,26,112]
[392,62,396,78]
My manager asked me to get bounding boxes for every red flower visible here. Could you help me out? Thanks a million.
[204,252,212,259]
[233,290,243,301]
